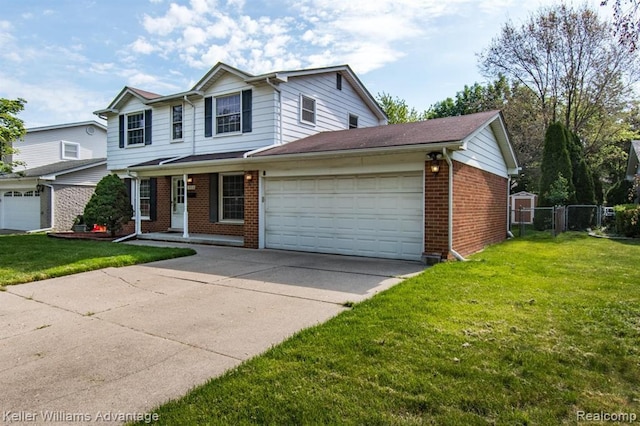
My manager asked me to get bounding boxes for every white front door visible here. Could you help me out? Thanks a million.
[171,176,185,229]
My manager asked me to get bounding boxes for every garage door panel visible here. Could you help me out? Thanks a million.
[2,190,41,230]
[265,173,423,260]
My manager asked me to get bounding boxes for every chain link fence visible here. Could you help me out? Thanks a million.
[510,205,606,237]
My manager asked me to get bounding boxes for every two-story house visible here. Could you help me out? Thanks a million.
[96,62,518,262]
[0,121,107,231]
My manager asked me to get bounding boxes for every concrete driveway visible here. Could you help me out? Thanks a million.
[0,243,424,424]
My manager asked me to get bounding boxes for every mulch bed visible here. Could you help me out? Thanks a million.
[47,232,128,242]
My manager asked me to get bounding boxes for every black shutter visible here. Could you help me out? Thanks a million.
[149,178,157,221]
[336,73,342,90]
[209,173,219,222]
[204,97,213,137]
[119,115,125,148]
[242,90,252,133]
[144,110,152,145]
[124,178,132,203]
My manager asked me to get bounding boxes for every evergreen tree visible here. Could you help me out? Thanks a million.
[539,122,575,206]
[83,174,133,237]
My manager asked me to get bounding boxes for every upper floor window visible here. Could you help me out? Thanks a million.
[300,95,316,125]
[216,94,241,134]
[204,90,252,137]
[348,114,358,129]
[119,110,152,148]
[127,112,145,145]
[172,105,183,141]
[61,141,80,159]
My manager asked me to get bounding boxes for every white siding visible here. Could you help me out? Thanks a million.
[13,124,107,171]
[54,164,108,186]
[452,126,508,177]
[107,74,278,172]
[280,72,382,144]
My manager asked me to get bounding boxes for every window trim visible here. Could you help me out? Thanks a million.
[299,94,316,126]
[215,92,242,136]
[218,173,245,223]
[125,111,145,147]
[171,104,184,142]
[139,178,151,220]
[61,141,80,159]
[348,113,358,129]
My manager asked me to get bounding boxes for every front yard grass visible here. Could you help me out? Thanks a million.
[0,234,195,286]
[139,232,640,425]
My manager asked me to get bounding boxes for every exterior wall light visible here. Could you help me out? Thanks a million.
[428,152,441,175]
[245,174,253,181]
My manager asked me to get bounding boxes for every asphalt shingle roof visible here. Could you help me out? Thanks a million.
[254,110,501,157]
[0,158,106,179]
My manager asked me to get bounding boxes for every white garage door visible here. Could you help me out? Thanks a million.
[2,190,41,230]
[265,173,423,260]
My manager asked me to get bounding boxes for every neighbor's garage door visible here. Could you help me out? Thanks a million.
[2,190,41,230]
[265,173,423,260]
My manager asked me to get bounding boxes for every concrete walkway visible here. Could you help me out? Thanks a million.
[0,243,424,424]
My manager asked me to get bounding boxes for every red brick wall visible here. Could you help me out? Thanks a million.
[186,174,243,236]
[452,162,508,257]
[424,160,450,259]
[244,171,259,249]
[424,160,508,260]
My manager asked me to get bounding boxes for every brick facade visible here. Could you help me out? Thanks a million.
[424,160,508,260]
[123,172,259,248]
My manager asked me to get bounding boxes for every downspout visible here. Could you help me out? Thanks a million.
[183,95,196,155]
[506,176,515,238]
[244,77,283,158]
[442,148,466,261]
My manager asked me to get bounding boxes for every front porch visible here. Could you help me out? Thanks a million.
[137,232,244,247]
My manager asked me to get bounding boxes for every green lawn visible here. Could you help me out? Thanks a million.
[138,233,640,425]
[0,234,195,286]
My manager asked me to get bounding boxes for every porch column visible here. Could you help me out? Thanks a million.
[182,173,189,238]
[134,178,142,235]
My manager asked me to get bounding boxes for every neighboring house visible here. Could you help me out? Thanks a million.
[95,62,518,261]
[626,140,640,202]
[0,121,107,231]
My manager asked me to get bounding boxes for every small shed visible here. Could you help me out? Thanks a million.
[510,191,537,224]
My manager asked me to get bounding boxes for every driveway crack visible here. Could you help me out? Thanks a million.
[100,269,167,295]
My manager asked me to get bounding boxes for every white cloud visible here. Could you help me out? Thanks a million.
[131,37,157,54]
[0,72,106,127]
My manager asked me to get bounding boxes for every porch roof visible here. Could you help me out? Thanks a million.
[130,151,248,168]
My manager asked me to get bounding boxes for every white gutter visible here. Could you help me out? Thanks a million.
[442,148,466,262]
[183,95,196,155]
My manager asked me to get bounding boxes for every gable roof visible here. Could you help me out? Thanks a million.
[95,62,385,122]
[626,140,640,180]
[0,158,106,181]
[255,110,501,155]
[26,120,106,133]
[253,110,518,174]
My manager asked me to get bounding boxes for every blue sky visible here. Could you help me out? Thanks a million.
[0,0,610,128]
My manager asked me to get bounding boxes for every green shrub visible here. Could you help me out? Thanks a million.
[83,174,133,237]
[613,204,640,237]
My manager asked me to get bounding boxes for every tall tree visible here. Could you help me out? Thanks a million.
[540,122,575,206]
[0,98,27,173]
[376,92,427,124]
[479,3,638,135]
[601,0,640,51]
